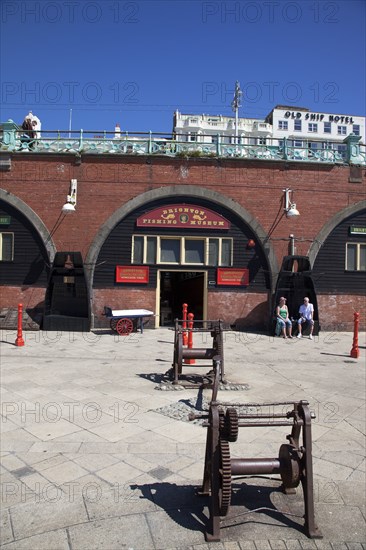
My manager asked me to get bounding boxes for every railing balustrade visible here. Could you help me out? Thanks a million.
[1,121,365,165]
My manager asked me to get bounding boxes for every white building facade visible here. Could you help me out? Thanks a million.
[266,105,365,152]
[173,111,272,144]
[173,105,365,153]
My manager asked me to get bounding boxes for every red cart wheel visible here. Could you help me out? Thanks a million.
[116,318,134,335]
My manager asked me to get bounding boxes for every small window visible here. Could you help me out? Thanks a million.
[0,233,14,261]
[221,239,232,266]
[208,239,219,266]
[308,123,318,133]
[322,142,332,150]
[160,238,180,263]
[278,120,288,130]
[337,126,347,135]
[184,239,204,264]
[324,122,331,134]
[294,120,302,131]
[353,124,360,136]
[132,236,143,264]
[337,144,347,158]
[346,243,366,271]
[146,237,156,264]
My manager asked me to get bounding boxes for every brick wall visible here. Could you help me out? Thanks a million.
[3,156,364,266]
[1,154,365,330]
[92,288,156,328]
[0,286,45,310]
[317,294,366,331]
[207,291,269,330]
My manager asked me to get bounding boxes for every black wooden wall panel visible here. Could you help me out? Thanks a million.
[312,209,366,294]
[0,201,49,286]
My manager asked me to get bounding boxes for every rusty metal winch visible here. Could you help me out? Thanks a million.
[190,362,322,541]
[171,318,225,387]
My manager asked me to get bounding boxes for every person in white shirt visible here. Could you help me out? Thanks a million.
[297,297,314,339]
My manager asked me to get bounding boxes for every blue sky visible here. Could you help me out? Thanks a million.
[1,0,365,134]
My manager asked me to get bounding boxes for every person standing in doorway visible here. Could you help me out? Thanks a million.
[276,297,293,339]
[297,297,314,339]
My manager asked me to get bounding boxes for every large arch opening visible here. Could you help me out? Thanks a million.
[0,189,56,313]
[86,186,279,329]
[309,200,366,330]
[0,189,56,262]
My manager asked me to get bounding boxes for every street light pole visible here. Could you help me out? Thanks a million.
[231,81,242,145]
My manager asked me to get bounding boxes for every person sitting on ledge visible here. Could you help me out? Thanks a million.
[276,297,293,339]
[297,297,315,340]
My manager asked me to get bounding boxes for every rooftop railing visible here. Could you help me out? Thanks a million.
[1,121,365,165]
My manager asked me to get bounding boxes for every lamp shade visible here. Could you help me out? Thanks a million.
[286,204,300,217]
[62,202,76,213]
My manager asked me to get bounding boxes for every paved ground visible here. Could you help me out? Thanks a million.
[0,327,365,550]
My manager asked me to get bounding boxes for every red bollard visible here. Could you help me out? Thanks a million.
[15,303,25,347]
[184,312,195,364]
[350,312,360,359]
[182,303,188,346]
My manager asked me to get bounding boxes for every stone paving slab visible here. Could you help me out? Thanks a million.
[0,328,365,549]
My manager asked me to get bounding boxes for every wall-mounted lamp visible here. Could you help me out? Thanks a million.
[62,179,77,213]
[283,188,300,218]
[247,239,256,248]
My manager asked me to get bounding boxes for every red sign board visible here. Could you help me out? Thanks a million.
[116,266,149,284]
[217,268,249,286]
[136,204,230,230]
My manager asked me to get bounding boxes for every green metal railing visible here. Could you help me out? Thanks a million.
[1,120,365,165]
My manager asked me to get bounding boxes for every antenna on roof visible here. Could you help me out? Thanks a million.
[231,81,242,144]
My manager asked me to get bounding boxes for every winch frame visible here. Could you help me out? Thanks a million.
[171,319,225,387]
[190,370,322,542]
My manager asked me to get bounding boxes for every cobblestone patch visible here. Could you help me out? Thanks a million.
[155,380,250,392]
[152,396,211,423]
[152,397,252,424]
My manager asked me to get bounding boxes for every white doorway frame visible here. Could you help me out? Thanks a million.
[155,269,208,328]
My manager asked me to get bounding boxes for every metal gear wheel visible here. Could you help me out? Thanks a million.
[223,408,239,442]
[219,439,232,516]
[219,408,226,433]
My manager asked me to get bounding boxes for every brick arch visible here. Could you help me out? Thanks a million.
[85,185,279,289]
[308,200,366,266]
[0,188,56,262]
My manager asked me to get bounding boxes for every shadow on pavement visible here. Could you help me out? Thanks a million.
[137,372,171,384]
[131,482,207,534]
[131,480,308,539]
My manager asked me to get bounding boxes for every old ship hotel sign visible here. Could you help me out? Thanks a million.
[136,205,230,229]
